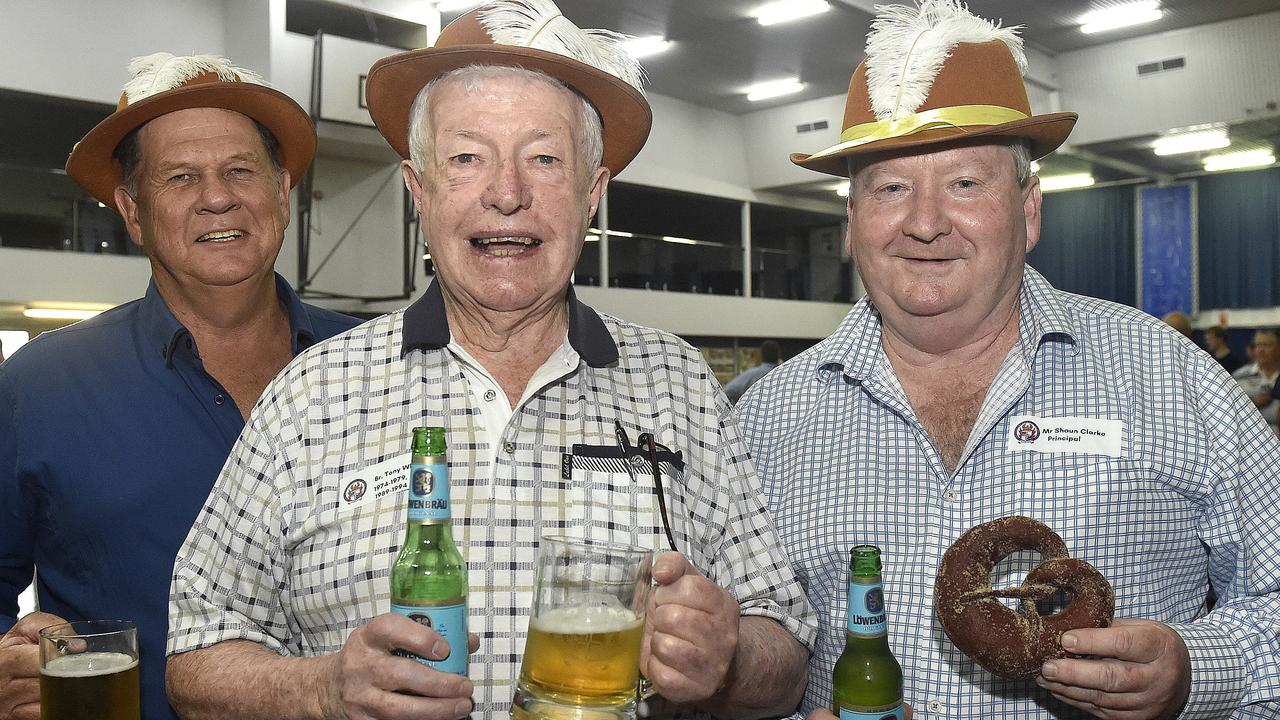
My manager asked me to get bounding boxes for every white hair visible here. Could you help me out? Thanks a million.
[406,65,604,181]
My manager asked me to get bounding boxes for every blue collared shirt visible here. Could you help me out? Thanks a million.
[739,267,1280,719]
[0,274,358,720]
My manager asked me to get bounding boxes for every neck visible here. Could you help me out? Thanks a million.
[442,288,569,404]
[153,271,287,341]
[880,295,1022,373]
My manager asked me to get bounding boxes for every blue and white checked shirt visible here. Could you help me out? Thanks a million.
[739,267,1280,719]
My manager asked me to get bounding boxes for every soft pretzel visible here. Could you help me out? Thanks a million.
[934,516,1114,679]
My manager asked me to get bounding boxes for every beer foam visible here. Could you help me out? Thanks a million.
[531,605,641,635]
[41,652,137,677]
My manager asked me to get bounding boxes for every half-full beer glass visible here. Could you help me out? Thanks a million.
[39,619,139,720]
[513,536,652,720]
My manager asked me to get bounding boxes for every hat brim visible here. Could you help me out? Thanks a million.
[66,83,316,212]
[364,45,652,177]
[791,112,1078,177]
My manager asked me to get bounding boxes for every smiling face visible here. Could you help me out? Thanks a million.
[846,141,1041,333]
[114,107,290,291]
[402,71,608,317]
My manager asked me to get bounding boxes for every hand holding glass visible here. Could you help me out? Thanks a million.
[38,619,139,720]
[513,536,653,719]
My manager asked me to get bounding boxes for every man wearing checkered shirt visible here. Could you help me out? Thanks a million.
[164,3,817,720]
[739,2,1280,720]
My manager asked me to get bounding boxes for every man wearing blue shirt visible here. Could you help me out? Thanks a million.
[0,53,358,720]
[739,2,1280,719]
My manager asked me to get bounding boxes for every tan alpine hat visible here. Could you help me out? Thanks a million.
[364,0,652,177]
[66,53,315,211]
[793,0,1077,177]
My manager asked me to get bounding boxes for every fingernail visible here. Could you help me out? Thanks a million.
[1041,660,1059,679]
[432,639,449,659]
[1061,632,1077,650]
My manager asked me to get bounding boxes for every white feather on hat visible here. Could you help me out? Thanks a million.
[477,0,646,94]
[865,0,1025,121]
[122,53,265,104]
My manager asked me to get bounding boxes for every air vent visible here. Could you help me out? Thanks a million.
[1138,56,1186,77]
[795,120,830,134]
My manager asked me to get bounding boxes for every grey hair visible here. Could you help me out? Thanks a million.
[113,117,284,197]
[846,138,1035,188]
[406,65,604,181]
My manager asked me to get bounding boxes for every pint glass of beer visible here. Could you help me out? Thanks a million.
[38,619,139,720]
[513,536,652,720]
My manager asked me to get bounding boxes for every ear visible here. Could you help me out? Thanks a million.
[401,160,426,215]
[1022,175,1043,254]
[114,186,145,249]
[843,194,856,258]
[586,165,611,218]
[278,169,292,221]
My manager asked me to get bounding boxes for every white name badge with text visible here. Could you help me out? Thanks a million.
[1006,415,1124,457]
[338,456,410,512]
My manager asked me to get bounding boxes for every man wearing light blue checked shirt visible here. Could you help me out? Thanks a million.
[739,2,1280,719]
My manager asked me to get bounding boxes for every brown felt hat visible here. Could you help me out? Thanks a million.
[66,54,315,212]
[793,40,1078,177]
[364,1,652,177]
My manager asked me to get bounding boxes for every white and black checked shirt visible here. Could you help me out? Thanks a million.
[169,282,818,718]
[739,267,1280,719]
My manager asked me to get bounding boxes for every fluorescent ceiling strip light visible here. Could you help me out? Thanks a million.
[746,79,804,102]
[1079,1,1162,34]
[1203,149,1276,172]
[435,0,483,13]
[1153,129,1229,156]
[1039,174,1095,192]
[23,307,104,320]
[622,36,672,59]
[607,230,634,238]
[753,0,830,26]
[662,235,698,245]
[834,181,850,197]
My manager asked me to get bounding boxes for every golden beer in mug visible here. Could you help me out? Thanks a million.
[513,536,652,720]
[39,620,139,720]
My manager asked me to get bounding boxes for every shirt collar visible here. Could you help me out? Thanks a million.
[401,279,619,367]
[815,264,1080,382]
[143,273,319,367]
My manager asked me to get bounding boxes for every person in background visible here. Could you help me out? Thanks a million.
[738,1,1280,718]
[1161,310,1195,341]
[1233,328,1280,431]
[724,339,782,403]
[164,3,816,719]
[0,54,358,720]
[1203,325,1244,374]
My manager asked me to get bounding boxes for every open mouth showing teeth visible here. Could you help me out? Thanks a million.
[197,230,244,243]
[471,236,540,257]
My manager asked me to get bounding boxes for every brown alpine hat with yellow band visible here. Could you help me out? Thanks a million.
[792,0,1077,177]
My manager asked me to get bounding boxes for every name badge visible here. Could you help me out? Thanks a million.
[1006,415,1124,457]
[338,456,410,512]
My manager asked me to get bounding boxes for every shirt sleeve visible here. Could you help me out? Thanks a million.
[1168,353,1280,718]
[0,369,33,631]
[167,402,293,657]
[680,363,819,653]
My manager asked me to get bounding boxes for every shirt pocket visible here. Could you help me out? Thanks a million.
[564,443,684,551]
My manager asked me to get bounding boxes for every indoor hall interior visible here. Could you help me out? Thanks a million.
[3,0,1280,612]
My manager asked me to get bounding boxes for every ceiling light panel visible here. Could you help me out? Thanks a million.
[622,36,672,59]
[1152,129,1230,156]
[1203,149,1276,172]
[1040,174,1096,192]
[746,79,805,102]
[1079,2,1163,34]
[753,0,830,26]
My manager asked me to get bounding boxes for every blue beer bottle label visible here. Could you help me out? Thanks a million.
[839,706,905,720]
[846,579,888,637]
[407,461,449,523]
[391,602,468,675]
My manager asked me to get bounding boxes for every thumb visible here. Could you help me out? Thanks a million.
[3,612,69,646]
[651,551,698,585]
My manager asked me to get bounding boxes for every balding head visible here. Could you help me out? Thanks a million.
[1162,312,1194,340]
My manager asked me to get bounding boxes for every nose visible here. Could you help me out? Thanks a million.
[197,173,240,215]
[480,158,532,215]
[899,186,949,243]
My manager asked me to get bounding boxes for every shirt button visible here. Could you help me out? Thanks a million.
[943,489,958,502]
[214,394,225,405]
[502,441,516,454]
[928,699,943,713]
[483,389,497,401]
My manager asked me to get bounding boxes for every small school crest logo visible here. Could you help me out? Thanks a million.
[865,588,884,614]
[1015,420,1040,443]
[412,468,434,497]
[343,479,367,503]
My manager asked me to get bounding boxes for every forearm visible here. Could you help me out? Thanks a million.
[698,616,809,720]
[167,640,335,720]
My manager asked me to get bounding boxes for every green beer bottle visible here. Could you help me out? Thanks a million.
[832,545,904,720]
[390,427,468,675]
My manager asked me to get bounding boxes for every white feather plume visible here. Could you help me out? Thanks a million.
[865,0,1025,120]
[122,53,264,103]
[476,0,646,93]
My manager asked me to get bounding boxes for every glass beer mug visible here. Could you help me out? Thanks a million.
[513,536,653,720]
[39,619,140,720]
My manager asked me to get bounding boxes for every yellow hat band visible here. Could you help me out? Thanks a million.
[809,105,1030,159]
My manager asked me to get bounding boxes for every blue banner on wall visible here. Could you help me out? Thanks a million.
[1138,183,1196,318]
